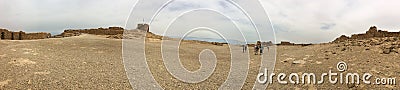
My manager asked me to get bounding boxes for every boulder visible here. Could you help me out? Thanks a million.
[333,35,350,43]
[383,49,391,54]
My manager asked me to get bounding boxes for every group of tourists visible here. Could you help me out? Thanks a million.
[254,41,264,55]
[242,41,268,55]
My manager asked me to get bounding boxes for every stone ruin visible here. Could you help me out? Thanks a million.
[333,26,400,54]
[64,27,124,35]
[54,23,153,39]
[55,27,125,38]
[333,26,400,42]
[137,24,149,32]
[279,41,294,45]
[57,24,150,39]
[0,28,51,40]
[277,41,312,46]
[55,23,155,40]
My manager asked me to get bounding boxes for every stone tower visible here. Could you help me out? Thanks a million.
[366,26,378,34]
[137,24,149,32]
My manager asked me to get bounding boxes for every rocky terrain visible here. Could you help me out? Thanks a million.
[268,41,399,89]
[0,34,131,89]
[332,26,400,54]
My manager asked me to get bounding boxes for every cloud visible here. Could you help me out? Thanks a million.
[167,1,201,11]
[127,0,273,43]
[0,0,135,34]
[261,0,400,43]
[320,23,336,30]
[1,0,399,43]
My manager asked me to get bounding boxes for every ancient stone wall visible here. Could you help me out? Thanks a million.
[24,32,51,40]
[277,41,312,46]
[279,41,295,45]
[63,27,124,35]
[0,29,51,40]
[0,29,12,40]
[108,27,124,30]
[12,32,22,40]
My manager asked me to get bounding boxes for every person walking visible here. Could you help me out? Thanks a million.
[259,45,264,55]
[242,44,247,53]
[254,45,259,55]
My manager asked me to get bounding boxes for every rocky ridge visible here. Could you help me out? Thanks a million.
[333,26,400,54]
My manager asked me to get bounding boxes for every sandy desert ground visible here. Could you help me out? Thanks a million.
[0,34,131,89]
[1,34,399,89]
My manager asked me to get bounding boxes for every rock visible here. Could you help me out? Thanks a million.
[107,34,125,39]
[292,61,301,64]
[347,83,356,88]
[383,48,391,54]
[333,35,350,43]
[53,36,63,38]
[281,60,288,63]
[27,80,32,85]
[391,49,398,53]
[341,48,346,51]
[292,60,305,64]
[382,46,398,54]
[284,58,295,61]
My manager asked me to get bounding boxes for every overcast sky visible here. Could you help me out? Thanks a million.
[1,0,399,43]
[0,0,135,34]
